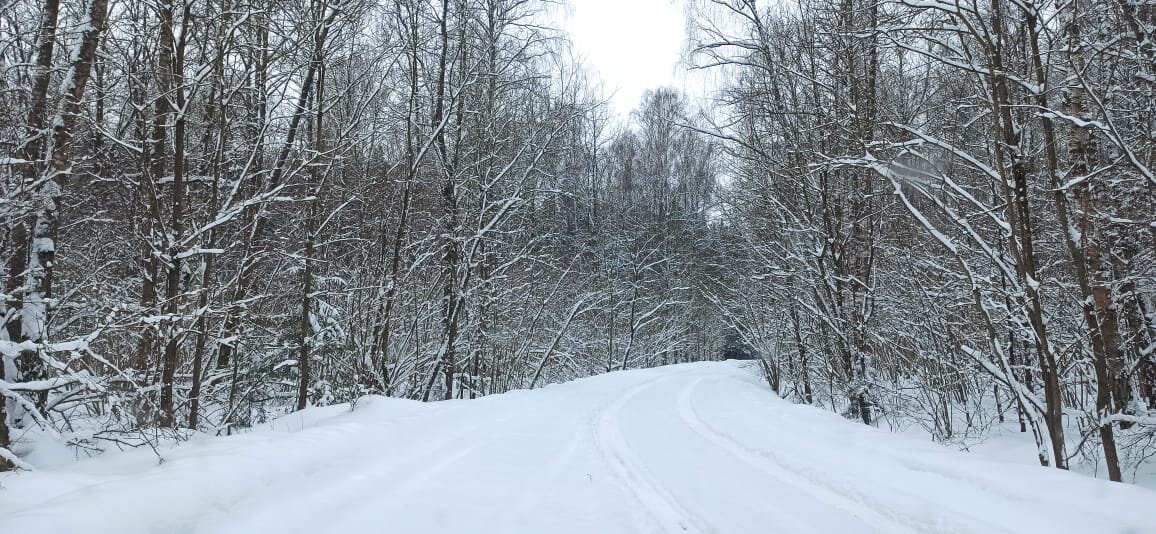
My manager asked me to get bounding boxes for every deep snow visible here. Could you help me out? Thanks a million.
[2,361,1154,533]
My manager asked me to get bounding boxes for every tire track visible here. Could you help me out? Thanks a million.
[216,417,498,533]
[592,377,714,534]
[675,376,933,534]
[493,422,585,530]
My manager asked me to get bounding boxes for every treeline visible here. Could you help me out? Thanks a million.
[6,0,1152,485]
[692,0,1154,480]
[0,0,724,469]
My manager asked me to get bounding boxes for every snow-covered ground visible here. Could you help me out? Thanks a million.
[2,361,1154,534]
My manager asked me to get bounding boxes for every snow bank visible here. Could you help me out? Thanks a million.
[1,361,1153,534]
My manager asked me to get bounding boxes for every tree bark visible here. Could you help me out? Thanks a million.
[18,0,110,418]
[157,0,189,428]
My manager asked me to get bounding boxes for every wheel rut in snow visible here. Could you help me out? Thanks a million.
[675,376,926,534]
[593,376,713,534]
[217,416,499,533]
[494,425,584,530]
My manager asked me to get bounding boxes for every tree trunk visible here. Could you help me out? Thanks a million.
[1036,0,1123,480]
[18,0,109,419]
[157,0,189,428]
[297,9,327,411]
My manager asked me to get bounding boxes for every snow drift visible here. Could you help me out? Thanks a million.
[1,361,1153,533]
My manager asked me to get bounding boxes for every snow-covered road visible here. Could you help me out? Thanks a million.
[2,361,1154,533]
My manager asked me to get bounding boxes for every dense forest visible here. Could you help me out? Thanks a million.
[1,0,1152,485]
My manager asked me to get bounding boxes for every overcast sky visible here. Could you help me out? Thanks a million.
[560,0,691,118]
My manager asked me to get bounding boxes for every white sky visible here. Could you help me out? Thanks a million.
[560,0,690,118]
